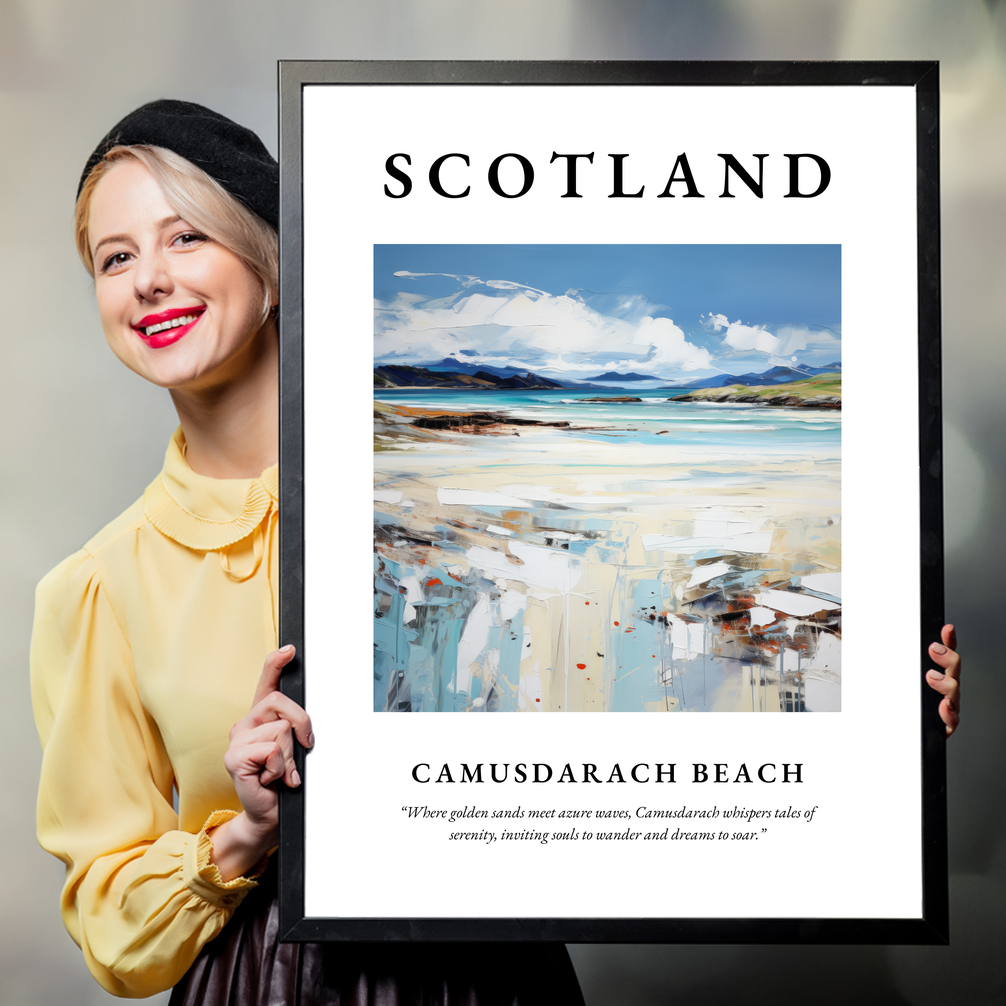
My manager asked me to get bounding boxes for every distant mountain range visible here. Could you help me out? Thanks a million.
[374,364,566,390]
[375,358,613,389]
[589,371,656,382]
[667,362,842,391]
[425,358,537,379]
[373,360,843,391]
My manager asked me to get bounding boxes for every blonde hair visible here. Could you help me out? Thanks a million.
[75,145,278,323]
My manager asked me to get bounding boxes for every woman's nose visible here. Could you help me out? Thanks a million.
[133,249,173,302]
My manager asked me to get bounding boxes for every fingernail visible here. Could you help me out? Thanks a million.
[931,643,947,654]
[928,670,944,679]
[292,768,301,787]
[306,732,315,748]
[280,644,295,654]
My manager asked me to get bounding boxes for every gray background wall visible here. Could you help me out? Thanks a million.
[1,2,1003,1003]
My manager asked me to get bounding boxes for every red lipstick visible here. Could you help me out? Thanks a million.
[132,306,205,349]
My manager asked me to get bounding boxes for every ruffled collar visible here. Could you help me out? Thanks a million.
[143,428,278,551]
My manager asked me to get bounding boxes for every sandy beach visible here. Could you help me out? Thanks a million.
[373,398,841,713]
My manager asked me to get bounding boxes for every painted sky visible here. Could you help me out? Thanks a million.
[374,245,841,381]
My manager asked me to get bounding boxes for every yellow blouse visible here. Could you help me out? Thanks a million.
[31,428,279,998]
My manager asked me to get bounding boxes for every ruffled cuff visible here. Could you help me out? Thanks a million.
[182,810,269,910]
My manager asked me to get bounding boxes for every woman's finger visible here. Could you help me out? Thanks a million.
[941,623,957,653]
[928,624,961,738]
[224,738,287,787]
[250,720,297,788]
[244,690,313,748]
[252,644,296,707]
[234,718,301,788]
[939,698,961,737]
[255,741,287,787]
[925,668,959,704]
[928,642,961,682]
[926,668,960,737]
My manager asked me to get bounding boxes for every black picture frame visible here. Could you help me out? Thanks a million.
[277,60,945,944]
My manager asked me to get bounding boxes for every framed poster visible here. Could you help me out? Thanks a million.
[277,61,946,943]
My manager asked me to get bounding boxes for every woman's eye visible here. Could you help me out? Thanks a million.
[173,231,208,248]
[101,251,131,273]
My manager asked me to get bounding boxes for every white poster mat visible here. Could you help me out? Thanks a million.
[301,84,919,920]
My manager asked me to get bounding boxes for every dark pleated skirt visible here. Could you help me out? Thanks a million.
[169,869,585,1006]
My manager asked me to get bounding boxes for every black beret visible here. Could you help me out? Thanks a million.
[78,99,278,228]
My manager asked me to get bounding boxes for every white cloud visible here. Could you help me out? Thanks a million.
[772,324,841,356]
[730,322,778,354]
[375,278,839,379]
[707,315,779,354]
[375,278,712,376]
[703,313,841,363]
[632,316,708,368]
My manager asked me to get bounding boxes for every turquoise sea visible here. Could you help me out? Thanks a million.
[373,387,841,456]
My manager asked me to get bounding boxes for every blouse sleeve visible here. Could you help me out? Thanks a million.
[31,549,262,998]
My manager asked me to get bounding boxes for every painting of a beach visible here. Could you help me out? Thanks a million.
[373,245,841,713]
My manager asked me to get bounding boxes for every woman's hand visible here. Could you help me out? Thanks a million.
[209,645,314,881]
[926,624,961,738]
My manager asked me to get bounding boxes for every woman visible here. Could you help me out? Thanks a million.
[31,100,586,1003]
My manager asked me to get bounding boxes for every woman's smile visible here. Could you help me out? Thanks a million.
[133,306,207,348]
